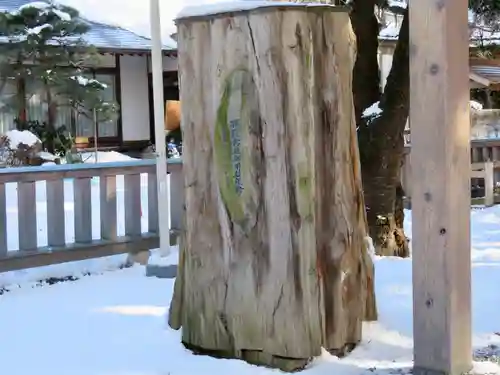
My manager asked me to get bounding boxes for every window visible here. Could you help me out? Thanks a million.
[73,72,95,138]
[0,78,19,134]
[13,71,118,139]
[74,72,117,139]
[95,73,117,138]
[25,78,73,131]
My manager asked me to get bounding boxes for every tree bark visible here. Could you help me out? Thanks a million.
[44,80,57,153]
[169,5,371,371]
[350,0,381,125]
[16,75,26,123]
[355,8,410,257]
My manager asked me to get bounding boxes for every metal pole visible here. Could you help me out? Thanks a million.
[93,108,98,162]
[150,0,170,255]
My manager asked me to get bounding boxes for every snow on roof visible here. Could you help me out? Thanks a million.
[470,65,500,86]
[386,0,406,9]
[55,0,179,48]
[0,0,177,51]
[379,9,484,43]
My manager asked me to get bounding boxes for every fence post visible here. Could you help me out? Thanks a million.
[18,181,37,251]
[148,171,159,234]
[46,179,66,247]
[0,183,7,256]
[484,161,494,207]
[100,175,118,241]
[74,177,92,243]
[169,162,184,231]
[124,173,149,265]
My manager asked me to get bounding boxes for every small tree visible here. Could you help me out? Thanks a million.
[0,1,118,154]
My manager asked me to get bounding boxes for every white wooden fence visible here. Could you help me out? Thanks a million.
[0,159,184,272]
[402,140,500,206]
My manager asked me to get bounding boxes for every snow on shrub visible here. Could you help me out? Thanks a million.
[0,129,58,167]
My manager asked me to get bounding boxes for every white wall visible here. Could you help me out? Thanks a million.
[119,53,179,143]
[379,50,394,91]
[93,54,116,68]
[147,55,178,72]
[119,55,151,141]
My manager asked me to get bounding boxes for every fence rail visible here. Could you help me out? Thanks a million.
[0,158,184,273]
[402,139,500,205]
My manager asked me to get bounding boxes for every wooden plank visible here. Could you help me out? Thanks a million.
[482,147,490,161]
[0,183,7,257]
[471,146,481,163]
[169,167,185,230]
[0,234,160,273]
[100,175,118,241]
[472,139,500,148]
[492,147,500,183]
[0,160,156,184]
[0,160,182,185]
[18,181,37,251]
[74,177,92,243]
[492,146,500,160]
[46,179,66,247]
[124,174,142,237]
[484,161,494,207]
[148,172,159,233]
[470,170,485,178]
[410,0,472,373]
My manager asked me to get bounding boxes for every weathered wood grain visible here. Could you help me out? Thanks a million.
[0,183,7,256]
[410,0,472,373]
[100,175,118,241]
[46,179,66,247]
[169,4,370,371]
[18,181,37,251]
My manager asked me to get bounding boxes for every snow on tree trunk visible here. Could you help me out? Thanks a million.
[168,4,373,371]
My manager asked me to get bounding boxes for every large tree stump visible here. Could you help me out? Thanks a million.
[169,3,372,371]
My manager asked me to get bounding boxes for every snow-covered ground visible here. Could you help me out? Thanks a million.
[1,206,500,375]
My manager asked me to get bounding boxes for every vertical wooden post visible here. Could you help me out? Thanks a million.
[0,183,7,256]
[410,0,472,374]
[148,171,159,234]
[46,179,66,247]
[100,175,118,241]
[74,177,92,243]
[18,181,37,251]
[484,161,494,207]
[169,163,184,230]
[471,146,480,163]
[482,147,490,162]
[124,174,142,237]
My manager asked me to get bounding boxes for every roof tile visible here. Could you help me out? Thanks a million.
[0,0,177,52]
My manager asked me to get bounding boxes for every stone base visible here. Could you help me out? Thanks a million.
[145,264,177,279]
[413,365,472,375]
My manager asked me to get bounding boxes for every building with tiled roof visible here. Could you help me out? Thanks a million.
[0,0,179,152]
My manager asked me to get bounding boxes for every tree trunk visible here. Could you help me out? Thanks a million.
[16,75,26,123]
[355,9,410,257]
[44,80,57,153]
[275,0,378,324]
[169,5,371,371]
[350,0,382,124]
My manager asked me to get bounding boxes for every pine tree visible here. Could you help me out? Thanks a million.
[0,1,118,153]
